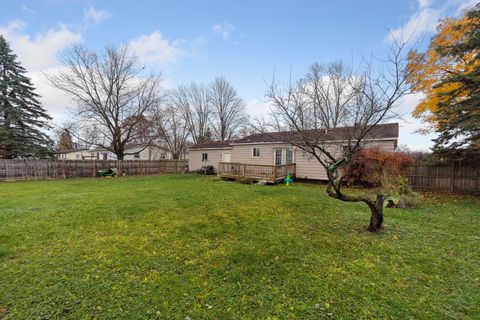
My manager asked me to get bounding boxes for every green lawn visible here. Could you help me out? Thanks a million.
[0,175,479,319]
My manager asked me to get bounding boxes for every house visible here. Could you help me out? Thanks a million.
[55,149,90,160]
[188,123,399,181]
[56,143,186,161]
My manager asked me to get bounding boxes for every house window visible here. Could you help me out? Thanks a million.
[252,147,261,158]
[285,147,293,164]
[103,152,108,160]
[134,152,140,159]
[202,153,208,162]
[76,154,80,159]
[274,148,282,165]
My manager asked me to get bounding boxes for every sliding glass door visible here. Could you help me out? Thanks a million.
[274,147,294,165]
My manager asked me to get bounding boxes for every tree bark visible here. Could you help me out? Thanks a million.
[326,179,384,233]
[367,195,384,233]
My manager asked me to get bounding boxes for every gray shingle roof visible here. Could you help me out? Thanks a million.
[188,140,233,150]
[188,123,399,149]
[233,123,399,144]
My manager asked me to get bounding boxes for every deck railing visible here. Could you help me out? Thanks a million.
[218,162,296,182]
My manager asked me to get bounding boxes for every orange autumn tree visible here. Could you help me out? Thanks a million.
[407,5,480,150]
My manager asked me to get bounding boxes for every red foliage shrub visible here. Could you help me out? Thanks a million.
[345,147,415,186]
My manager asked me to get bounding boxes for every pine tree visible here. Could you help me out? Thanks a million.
[407,4,480,153]
[0,35,53,159]
[434,4,480,152]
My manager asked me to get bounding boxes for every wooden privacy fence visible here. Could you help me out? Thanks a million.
[403,164,480,193]
[0,159,188,181]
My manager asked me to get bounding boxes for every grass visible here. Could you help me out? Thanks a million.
[0,174,479,319]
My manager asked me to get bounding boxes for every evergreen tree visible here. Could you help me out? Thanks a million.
[434,4,480,152]
[407,4,480,153]
[0,35,53,158]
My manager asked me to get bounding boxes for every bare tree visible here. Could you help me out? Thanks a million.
[209,76,248,140]
[48,45,163,160]
[260,38,415,233]
[173,83,212,144]
[151,99,189,159]
[299,61,357,129]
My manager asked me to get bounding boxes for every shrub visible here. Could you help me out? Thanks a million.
[345,148,415,186]
[381,173,418,208]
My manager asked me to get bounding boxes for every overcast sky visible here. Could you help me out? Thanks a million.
[1,0,477,150]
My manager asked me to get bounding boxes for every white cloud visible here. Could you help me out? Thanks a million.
[387,6,441,43]
[0,20,82,123]
[84,5,111,25]
[395,92,435,151]
[417,0,431,9]
[398,116,436,151]
[245,98,271,118]
[0,19,26,35]
[213,21,234,40]
[0,20,82,72]
[129,31,185,67]
[455,0,479,14]
[30,67,74,123]
[387,0,479,43]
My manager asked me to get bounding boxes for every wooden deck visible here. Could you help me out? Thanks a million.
[218,162,296,183]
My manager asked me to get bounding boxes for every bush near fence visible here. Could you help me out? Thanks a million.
[0,159,188,181]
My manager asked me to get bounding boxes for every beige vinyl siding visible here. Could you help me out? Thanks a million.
[188,148,230,171]
[230,140,396,180]
[295,140,396,180]
[231,144,281,165]
[190,139,397,179]
[364,140,396,152]
[295,144,341,180]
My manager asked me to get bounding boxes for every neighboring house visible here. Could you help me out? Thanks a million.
[188,123,399,180]
[55,149,90,160]
[56,144,187,161]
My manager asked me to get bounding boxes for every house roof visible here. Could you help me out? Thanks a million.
[188,140,233,150]
[55,149,88,154]
[88,143,170,153]
[187,123,399,150]
[233,123,399,144]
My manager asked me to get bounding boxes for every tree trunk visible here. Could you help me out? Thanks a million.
[367,194,384,233]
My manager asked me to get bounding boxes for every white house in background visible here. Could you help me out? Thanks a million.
[188,123,399,180]
[55,143,186,160]
[55,149,90,160]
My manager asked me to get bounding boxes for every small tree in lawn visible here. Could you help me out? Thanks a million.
[260,38,415,233]
[0,35,53,159]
